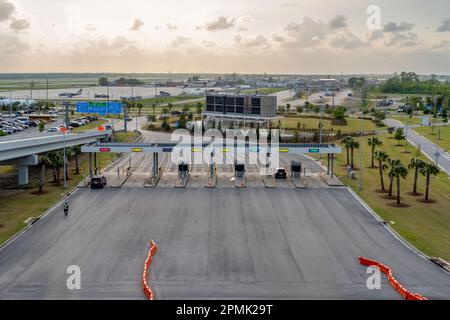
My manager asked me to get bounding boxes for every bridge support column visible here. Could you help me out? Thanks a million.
[93,153,97,174]
[1,155,38,186]
[327,153,330,175]
[89,153,93,177]
[330,153,334,178]
[152,152,159,178]
[18,166,29,185]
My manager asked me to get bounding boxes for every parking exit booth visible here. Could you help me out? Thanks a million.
[291,161,302,179]
[234,163,246,179]
[178,162,189,180]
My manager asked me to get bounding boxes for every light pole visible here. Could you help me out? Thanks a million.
[63,128,67,189]
[358,87,366,191]
[9,91,12,117]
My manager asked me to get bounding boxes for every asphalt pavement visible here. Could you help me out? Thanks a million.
[0,119,449,300]
[385,118,450,175]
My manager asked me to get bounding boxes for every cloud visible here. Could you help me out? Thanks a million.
[436,19,450,32]
[367,30,384,42]
[272,34,285,42]
[234,35,269,48]
[130,19,144,31]
[282,17,327,48]
[85,24,96,32]
[203,16,235,32]
[432,40,450,50]
[383,21,414,32]
[327,15,348,30]
[166,23,177,31]
[387,32,420,47]
[169,36,192,48]
[329,30,366,49]
[0,0,15,22]
[0,32,28,55]
[9,18,30,31]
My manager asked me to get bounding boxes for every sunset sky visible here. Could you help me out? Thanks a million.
[1,0,450,74]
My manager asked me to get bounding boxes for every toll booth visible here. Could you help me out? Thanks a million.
[291,161,302,179]
[178,162,189,179]
[234,163,246,179]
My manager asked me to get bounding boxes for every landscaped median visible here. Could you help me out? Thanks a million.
[326,133,450,261]
[414,125,450,151]
[0,131,140,245]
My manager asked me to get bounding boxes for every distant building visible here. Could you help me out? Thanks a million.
[203,93,281,129]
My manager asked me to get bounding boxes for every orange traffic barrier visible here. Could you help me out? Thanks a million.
[359,256,427,300]
[142,240,158,300]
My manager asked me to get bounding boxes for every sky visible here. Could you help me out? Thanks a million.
[0,0,450,74]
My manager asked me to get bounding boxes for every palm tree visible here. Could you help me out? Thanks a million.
[65,148,75,181]
[387,159,401,197]
[71,146,82,175]
[394,128,405,146]
[368,137,382,167]
[349,139,360,169]
[389,162,409,204]
[38,155,49,193]
[408,158,425,195]
[419,163,440,201]
[46,151,64,186]
[374,150,389,191]
[137,103,144,117]
[342,136,353,166]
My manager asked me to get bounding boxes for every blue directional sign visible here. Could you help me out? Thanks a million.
[76,102,122,115]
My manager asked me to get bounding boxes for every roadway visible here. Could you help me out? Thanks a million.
[276,89,353,107]
[385,118,450,175]
[0,127,449,299]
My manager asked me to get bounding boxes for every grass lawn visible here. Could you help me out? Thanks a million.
[241,87,287,95]
[139,95,202,106]
[0,132,139,245]
[328,133,450,260]
[390,115,445,126]
[0,165,15,176]
[414,125,450,151]
[71,120,107,133]
[283,116,383,132]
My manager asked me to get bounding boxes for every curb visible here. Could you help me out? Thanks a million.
[346,186,449,274]
[263,177,276,188]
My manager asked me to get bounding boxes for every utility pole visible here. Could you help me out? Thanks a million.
[45,78,49,114]
[319,104,323,144]
[358,86,366,192]
[63,128,67,189]
[9,91,12,117]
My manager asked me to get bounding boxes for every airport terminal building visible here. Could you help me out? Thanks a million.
[203,93,281,129]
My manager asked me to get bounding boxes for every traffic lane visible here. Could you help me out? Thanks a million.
[0,188,449,299]
[385,119,450,174]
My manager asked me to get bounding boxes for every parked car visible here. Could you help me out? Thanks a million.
[274,168,287,179]
[126,116,132,121]
[90,175,107,189]
[69,121,81,127]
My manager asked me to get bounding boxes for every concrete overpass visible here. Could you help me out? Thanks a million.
[0,131,111,185]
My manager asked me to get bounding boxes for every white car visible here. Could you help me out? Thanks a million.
[47,127,61,133]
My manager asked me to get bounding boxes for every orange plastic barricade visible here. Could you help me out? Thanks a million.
[358,256,428,301]
[142,240,158,300]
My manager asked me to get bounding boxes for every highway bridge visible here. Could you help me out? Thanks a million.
[0,131,111,184]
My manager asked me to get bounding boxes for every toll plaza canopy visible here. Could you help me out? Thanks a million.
[81,142,342,155]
